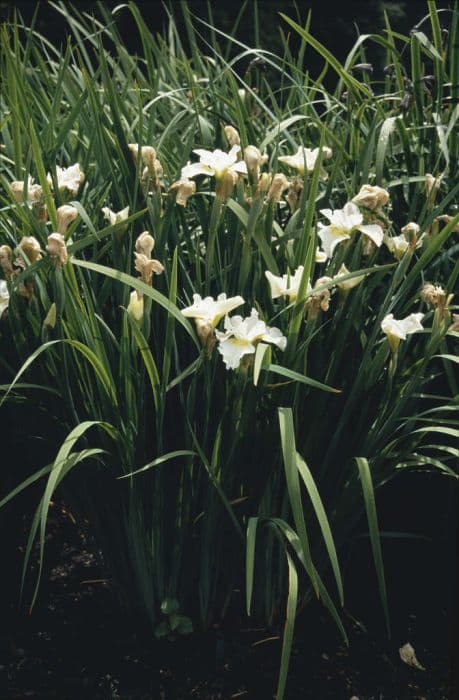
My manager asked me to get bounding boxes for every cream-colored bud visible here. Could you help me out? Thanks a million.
[244,145,268,179]
[449,314,459,333]
[224,125,240,146]
[10,180,43,203]
[215,170,238,201]
[436,215,459,233]
[141,157,163,190]
[425,173,442,199]
[401,222,420,238]
[306,276,333,319]
[10,182,24,201]
[315,276,333,311]
[128,143,156,168]
[421,282,443,306]
[46,233,68,266]
[267,173,290,202]
[169,179,196,207]
[255,173,272,196]
[352,184,390,210]
[43,302,57,329]
[421,283,452,317]
[127,290,144,322]
[17,236,42,264]
[56,204,79,234]
[135,232,155,258]
[0,245,14,278]
[401,222,420,249]
[286,177,303,213]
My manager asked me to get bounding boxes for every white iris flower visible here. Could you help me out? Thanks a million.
[265,266,311,302]
[318,202,384,258]
[101,206,130,226]
[381,312,424,352]
[278,146,332,178]
[384,234,409,259]
[216,309,287,370]
[333,263,365,290]
[181,145,248,181]
[47,163,85,195]
[181,293,245,328]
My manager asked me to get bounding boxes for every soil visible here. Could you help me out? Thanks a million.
[0,499,453,700]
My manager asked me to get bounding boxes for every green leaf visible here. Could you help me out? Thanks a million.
[278,407,318,594]
[118,450,196,479]
[246,516,258,615]
[126,311,161,411]
[71,258,199,348]
[0,339,118,408]
[355,457,390,637]
[296,453,343,605]
[253,342,271,387]
[276,552,298,700]
[266,364,341,393]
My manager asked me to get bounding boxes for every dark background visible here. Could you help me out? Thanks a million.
[0,1,455,78]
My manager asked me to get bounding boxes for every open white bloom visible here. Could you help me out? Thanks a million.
[318,202,384,258]
[216,309,287,370]
[385,223,423,260]
[0,280,9,318]
[47,163,84,195]
[333,263,365,291]
[384,233,409,259]
[181,293,244,328]
[265,266,310,302]
[181,145,248,181]
[381,312,424,352]
[102,206,130,227]
[278,146,332,179]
